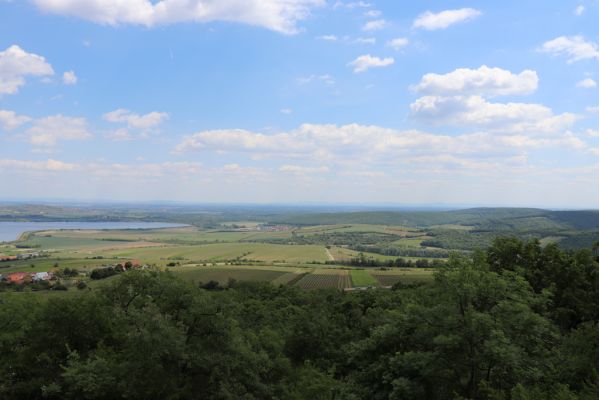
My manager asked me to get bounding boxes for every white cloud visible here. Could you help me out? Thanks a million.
[297,74,334,85]
[0,109,31,130]
[364,10,381,17]
[25,115,91,146]
[280,108,292,114]
[280,164,329,174]
[348,54,394,73]
[0,159,77,172]
[387,37,409,50]
[413,8,481,30]
[575,5,585,16]
[410,95,578,134]
[539,36,599,63]
[62,70,77,85]
[173,123,586,164]
[577,78,597,88]
[354,37,376,44]
[413,66,539,97]
[332,1,371,10]
[33,0,324,34]
[317,34,337,41]
[0,45,54,95]
[362,19,386,31]
[103,108,169,129]
[105,128,134,141]
[586,129,599,137]
[174,128,303,154]
[587,105,599,113]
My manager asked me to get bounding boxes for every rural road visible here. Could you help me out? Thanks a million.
[325,247,334,261]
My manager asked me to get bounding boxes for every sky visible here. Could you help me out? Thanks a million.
[0,0,598,208]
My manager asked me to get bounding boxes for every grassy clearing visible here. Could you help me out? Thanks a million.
[350,269,378,287]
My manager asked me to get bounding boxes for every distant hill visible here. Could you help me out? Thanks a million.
[267,208,555,227]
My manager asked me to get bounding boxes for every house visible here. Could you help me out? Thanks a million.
[16,252,41,260]
[5,272,30,284]
[0,255,17,262]
[32,272,52,281]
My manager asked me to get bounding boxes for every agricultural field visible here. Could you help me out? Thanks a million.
[350,269,379,287]
[295,269,351,290]
[0,223,439,291]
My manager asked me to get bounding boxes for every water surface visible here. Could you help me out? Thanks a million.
[0,221,187,243]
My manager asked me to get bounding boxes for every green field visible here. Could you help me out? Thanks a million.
[350,269,379,287]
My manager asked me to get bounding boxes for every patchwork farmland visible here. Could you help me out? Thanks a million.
[1,223,439,291]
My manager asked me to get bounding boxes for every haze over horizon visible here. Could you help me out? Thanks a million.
[1,1,598,207]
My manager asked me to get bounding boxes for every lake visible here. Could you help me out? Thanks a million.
[0,221,187,243]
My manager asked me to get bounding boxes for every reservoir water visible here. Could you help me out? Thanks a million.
[0,221,187,243]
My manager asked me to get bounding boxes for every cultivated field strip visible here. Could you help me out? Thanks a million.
[295,269,351,290]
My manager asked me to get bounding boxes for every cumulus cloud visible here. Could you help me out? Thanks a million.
[577,78,597,88]
[354,37,376,44]
[62,70,77,85]
[0,109,31,131]
[364,10,381,18]
[574,5,585,16]
[586,129,599,138]
[173,123,586,165]
[587,105,599,113]
[413,8,481,30]
[279,164,329,174]
[103,108,169,129]
[317,34,337,41]
[33,0,324,34]
[362,19,386,31]
[0,45,54,95]
[105,128,134,141]
[297,74,334,85]
[174,128,303,154]
[410,95,578,134]
[387,37,409,50]
[347,54,394,73]
[25,115,91,147]
[332,1,371,10]
[408,66,573,136]
[539,36,599,63]
[0,158,77,171]
[413,65,538,97]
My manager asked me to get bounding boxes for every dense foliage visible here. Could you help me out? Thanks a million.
[1,238,599,399]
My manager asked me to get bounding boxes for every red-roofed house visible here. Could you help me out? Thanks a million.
[5,272,30,284]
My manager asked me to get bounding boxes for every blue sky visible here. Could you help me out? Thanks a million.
[0,0,598,207]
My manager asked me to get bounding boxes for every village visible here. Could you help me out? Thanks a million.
[0,251,42,262]
[0,255,148,288]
